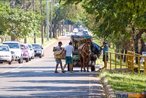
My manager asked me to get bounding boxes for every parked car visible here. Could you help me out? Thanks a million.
[20,44,31,62]
[32,44,44,58]
[3,41,23,63]
[28,44,35,59]
[0,44,12,64]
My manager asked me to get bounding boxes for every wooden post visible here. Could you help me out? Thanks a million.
[115,53,117,69]
[126,54,128,68]
[105,52,107,69]
[110,53,111,70]
[120,53,122,70]
[144,57,146,75]
[132,55,134,73]
[138,55,140,74]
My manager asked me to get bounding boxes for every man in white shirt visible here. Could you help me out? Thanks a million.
[64,42,74,72]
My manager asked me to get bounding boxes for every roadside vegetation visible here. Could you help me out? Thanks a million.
[0,0,79,45]
[94,38,146,93]
[100,71,146,93]
[62,0,146,57]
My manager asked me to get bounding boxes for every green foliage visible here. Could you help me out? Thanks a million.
[0,3,43,39]
[62,0,146,49]
[142,33,146,42]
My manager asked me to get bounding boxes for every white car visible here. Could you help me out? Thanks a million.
[3,41,23,63]
[28,44,35,59]
[0,44,12,64]
[32,44,44,58]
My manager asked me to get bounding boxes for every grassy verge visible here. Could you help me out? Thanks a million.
[20,37,57,47]
[100,71,146,93]
[94,38,146,93]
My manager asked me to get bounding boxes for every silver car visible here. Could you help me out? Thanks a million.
[0,44,12,64]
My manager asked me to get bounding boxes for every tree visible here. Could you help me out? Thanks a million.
[0,2,42,41]
[62,0,146,52]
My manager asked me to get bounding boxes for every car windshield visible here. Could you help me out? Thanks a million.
[3,43,19,49]
[32,44,42,49]
[0,46,9,51]
[21,45,28,49]
[28,45,32,49]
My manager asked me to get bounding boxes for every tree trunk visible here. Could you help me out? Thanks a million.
[11,34,16,41]
[40,0,44,45]
[140,39,146,54]
[10,0,17,40]
[134,29,146,63]
[24,37,27,43]
[32,0,36,43]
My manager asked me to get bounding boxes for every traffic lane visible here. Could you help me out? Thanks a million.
[0,70,104,97]
[0,58,105,97]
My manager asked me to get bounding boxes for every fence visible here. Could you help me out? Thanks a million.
[104,51,146,74]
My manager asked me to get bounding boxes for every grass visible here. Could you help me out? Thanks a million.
[93,38,146,93]
[19,37,57,47]
[100,71,146,93]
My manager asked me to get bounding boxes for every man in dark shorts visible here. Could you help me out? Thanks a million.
[53,41,64,73]
[64,42,74,72]
[102,41,109,69]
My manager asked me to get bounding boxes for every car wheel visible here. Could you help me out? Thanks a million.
[8,61,12,65]
[39,55,42,58]
[26,58,29,62]
[18,58,23,64]
[32,56,34,59]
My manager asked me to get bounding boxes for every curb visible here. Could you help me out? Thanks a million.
[100,76,146,98]
[100,76,116,98]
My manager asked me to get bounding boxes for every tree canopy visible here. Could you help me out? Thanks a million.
[61,0,146,51]
[0,1,42,40]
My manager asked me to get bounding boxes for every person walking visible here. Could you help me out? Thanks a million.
[102,41,109,69]
[53,41,64,73]
[64,42,74,72]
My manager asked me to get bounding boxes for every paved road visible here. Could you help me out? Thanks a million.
[0,36,105,98]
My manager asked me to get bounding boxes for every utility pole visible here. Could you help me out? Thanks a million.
[40,0,44,45]
[32,0,36,43]
[46,0,49,40]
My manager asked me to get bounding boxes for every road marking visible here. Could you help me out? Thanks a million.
[0,64,23,73]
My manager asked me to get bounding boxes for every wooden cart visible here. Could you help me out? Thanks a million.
[71,34,92,67]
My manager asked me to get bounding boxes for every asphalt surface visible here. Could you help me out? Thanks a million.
[0,36,105,98]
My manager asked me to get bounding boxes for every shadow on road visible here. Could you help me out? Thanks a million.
[0,70,98,78]
[0,70,105,97]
